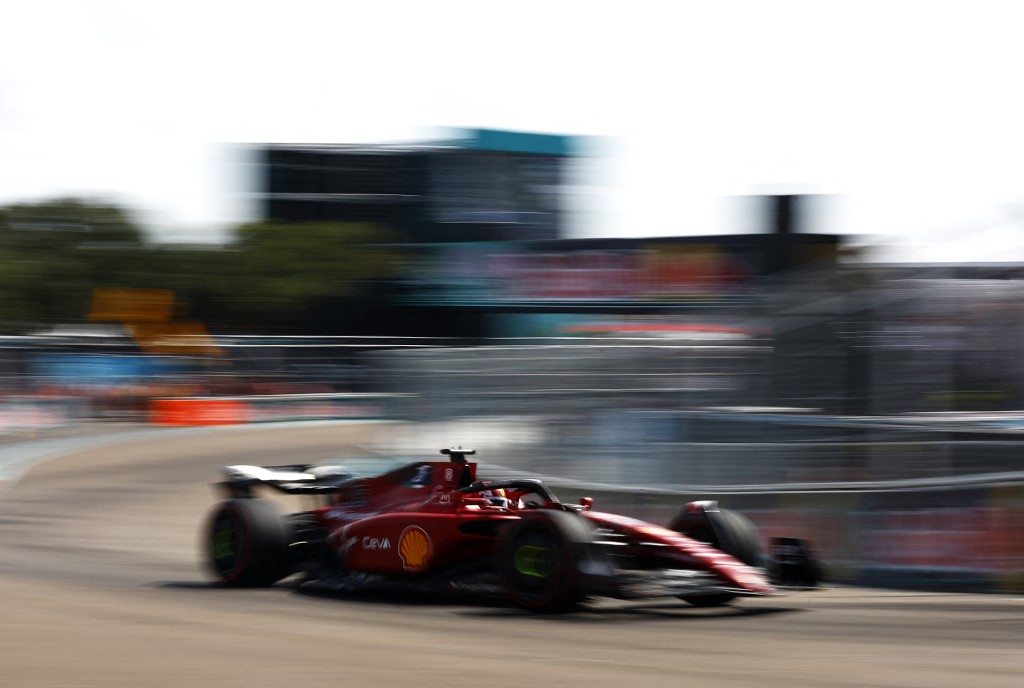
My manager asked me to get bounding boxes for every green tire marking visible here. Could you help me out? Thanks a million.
[514,544,554,578]
[212,528,234,560]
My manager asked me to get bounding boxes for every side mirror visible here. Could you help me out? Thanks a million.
[579,497,594,510]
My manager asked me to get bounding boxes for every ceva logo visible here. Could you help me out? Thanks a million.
[361,536,391,551]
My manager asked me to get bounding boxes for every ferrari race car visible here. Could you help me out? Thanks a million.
[204,448,819,612]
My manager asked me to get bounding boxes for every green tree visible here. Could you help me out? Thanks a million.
[208,221,402,331]
[0,199,403,334]
[0,198,148,329]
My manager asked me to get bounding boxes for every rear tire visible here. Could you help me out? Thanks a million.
[206,499,292,587]
[495,510,594,613]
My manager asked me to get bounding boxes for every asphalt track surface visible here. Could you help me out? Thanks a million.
[1,423,1022,687]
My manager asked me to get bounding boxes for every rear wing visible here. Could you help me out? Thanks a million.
[215,464,354,498]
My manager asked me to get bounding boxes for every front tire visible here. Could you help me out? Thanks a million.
[670,505,762,607]
[206,499,292,587]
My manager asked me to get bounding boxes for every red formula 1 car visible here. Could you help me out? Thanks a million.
[204,448,819,612]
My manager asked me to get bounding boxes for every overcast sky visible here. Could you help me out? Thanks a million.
[3,1,1024,259]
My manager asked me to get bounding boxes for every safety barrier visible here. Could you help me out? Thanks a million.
[543,478,1024,594]
[0,397,81,433]
[149,393,410,426]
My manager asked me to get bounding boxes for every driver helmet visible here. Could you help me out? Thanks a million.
[480,487,509,508]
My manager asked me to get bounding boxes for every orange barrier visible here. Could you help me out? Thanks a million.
[149,393,402,427]
[149,398,245,426]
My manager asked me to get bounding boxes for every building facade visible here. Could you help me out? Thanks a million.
[256,128,574,243]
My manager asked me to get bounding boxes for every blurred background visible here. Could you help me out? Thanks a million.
[2,1,1023,592]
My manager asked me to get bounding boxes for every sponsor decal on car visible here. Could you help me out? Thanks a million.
[361,536,391,551]
[398,526,432,571]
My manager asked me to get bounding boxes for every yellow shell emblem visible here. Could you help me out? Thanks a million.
[399,526,432,571]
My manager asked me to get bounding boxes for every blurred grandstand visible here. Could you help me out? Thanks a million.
[3,267,1024,488]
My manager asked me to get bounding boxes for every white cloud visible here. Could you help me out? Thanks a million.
[2,1,1024,252]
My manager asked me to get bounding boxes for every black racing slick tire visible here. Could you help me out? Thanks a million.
[706,508,762,569]
[495,510,595,613]
[670,506,763,607]
[206,499,292,587]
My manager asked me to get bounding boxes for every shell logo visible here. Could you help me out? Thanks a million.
[398,526,432,571]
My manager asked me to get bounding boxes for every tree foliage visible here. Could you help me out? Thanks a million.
[214,221,401,328]
[0,199,402,333]
[0,198,147,327]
